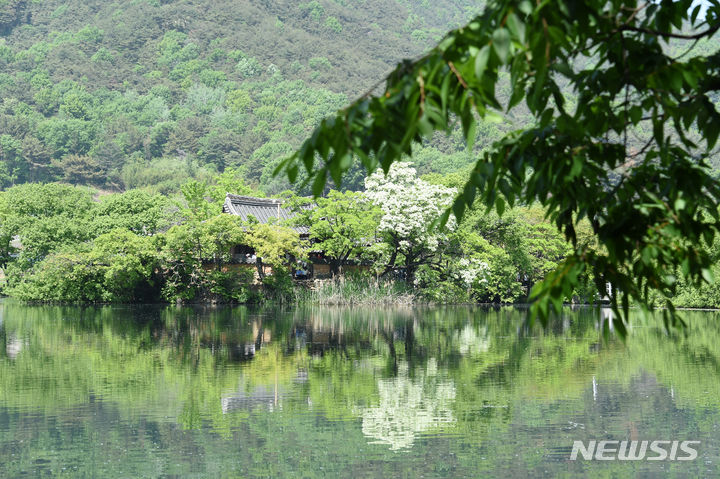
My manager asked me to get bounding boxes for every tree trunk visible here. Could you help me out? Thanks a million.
[330,259,340,277]
[255,258,265,281]
[405,255,416,286]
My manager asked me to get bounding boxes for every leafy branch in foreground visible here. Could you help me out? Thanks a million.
[277,0,720,334]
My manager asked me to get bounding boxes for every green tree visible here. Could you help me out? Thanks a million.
[279,0,720,332]
[208,168,265,207]
[7,251,105,302]
[0,183,96,268]
[158,214,250,303]
[197,214,247,271]
[93,189,174,236]
[245,222,305,281]
[441,214,522,303]
[7,228,160,303]
[51,154,104,185]
[291,190,381,276]
[86,229,160,302]
[179,179,219,222]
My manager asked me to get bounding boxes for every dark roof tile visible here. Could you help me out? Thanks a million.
[222,194,310,234]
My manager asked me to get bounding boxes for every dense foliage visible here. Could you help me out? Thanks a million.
[3,171,718,308]
[0,0,488,194]
[1,0,719,313]
[1,176,258,303]
[280,0,720,332]
[0,169,571,304]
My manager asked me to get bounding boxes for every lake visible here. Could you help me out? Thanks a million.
[0,301,718,477]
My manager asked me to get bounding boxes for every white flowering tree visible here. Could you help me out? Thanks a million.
[365,162,456,285]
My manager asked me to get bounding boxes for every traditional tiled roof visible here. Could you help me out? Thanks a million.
[222,194,310,234]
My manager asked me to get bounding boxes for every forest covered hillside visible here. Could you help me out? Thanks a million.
[0,0,717,196]
[0,0,489,193]
[1,1,719,309]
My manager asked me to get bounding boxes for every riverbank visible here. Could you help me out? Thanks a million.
[294,277,417,305]
[5,275,719,311]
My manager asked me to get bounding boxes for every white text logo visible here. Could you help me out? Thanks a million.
[570,440,700,461]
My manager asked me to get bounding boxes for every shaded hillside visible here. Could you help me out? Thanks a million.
[0,0,485,193]
[0,0,715,194]
[2,0,483,96]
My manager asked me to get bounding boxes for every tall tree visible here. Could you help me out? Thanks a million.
[365,162,456,284]
[290,190,381,276]
[245,222,305,281]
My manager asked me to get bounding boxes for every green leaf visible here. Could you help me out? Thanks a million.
[492,28,510,64]
[706,117,720,150]
[484,110,504,123]
[495,196,505,216]
[440,73,451,113]
[669,69,683,92]
[312,171,326,196]
[465,117,477,151]
[338,152,352,171]
[518,0,533,15]
[474,45,491,79]
[438,209,451,228]
[553,61,572,77]
[302,144,315,172]
[452,198,465,220]
[463,183,476,205]
[288,164,298,183]
[690,4,702,23]
[629,106,643,125]
[653,117,664,146]
[273,154,293,177]
[417,115,433,137]
[701,268,715,284]
[569,157,582,179]
[437,34,456,52]
[506,12,525,43]
[681,69,698,89]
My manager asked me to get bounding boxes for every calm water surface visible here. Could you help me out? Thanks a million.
[0,301,719,478]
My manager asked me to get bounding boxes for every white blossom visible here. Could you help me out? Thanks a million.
[456,257,490,289]
[365,162,456,254]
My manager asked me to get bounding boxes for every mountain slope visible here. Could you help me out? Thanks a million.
[0,0,485,193]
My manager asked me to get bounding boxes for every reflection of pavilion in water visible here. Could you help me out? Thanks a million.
[222,315,352,414]
[237,312,401,360]
[221,314,385,414]
[292,314,353,356]
[233,320,273,360]
[230,317,352,361]
[221,370,308,414]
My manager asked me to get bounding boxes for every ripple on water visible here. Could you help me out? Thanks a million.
[0,304,718,477]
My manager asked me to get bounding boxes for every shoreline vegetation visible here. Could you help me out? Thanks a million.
[1,170,719,310]
[294,278,416,306]
[3,275,719,311]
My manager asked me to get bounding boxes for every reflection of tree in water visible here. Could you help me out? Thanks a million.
[359,359,456,451]
[457,324,489,356]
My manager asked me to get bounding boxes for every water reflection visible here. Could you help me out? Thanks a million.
[360,359,456,450]
[0,302,718,477]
